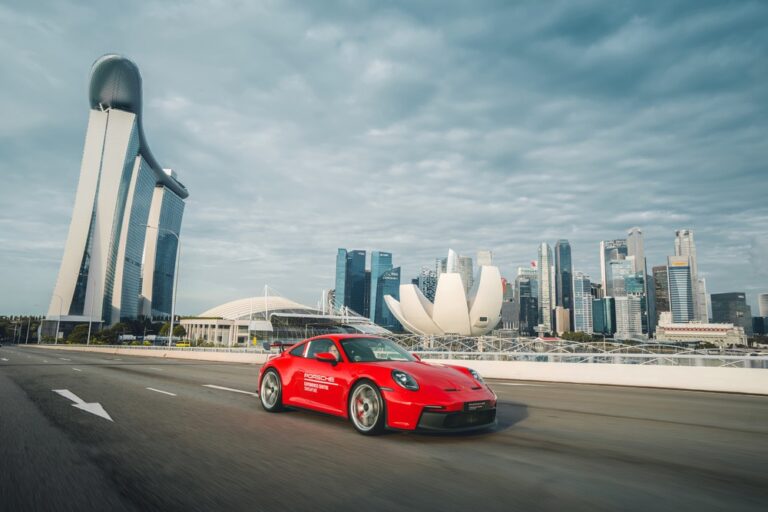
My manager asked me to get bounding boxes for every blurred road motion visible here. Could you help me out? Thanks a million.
[1,345,766,512]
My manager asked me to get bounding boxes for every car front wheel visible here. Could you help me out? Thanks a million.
[349,380,385,435]
[260,369,284,412]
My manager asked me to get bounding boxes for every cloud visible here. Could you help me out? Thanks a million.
[0,0,766,314]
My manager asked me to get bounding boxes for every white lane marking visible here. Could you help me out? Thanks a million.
[149,367,163,371]
[43,360,48,363]
[52,389,113,422]
[72,368,82,372]
[146,387,176,396]
[203,384,258,397]
[113,358,122,361]
[1,358,8,362]
[59,358,71,361]
[495,383,547,387]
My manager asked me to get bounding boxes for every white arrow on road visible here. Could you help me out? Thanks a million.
[52,389,113,422]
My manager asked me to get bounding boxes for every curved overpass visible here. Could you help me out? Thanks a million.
[88,54,188,199]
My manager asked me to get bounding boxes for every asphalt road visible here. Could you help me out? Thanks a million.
[1,345,766,512]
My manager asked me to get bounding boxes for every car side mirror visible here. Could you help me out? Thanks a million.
[316,352,338,365]
[412,353,421,361]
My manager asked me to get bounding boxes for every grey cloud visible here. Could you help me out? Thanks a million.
[0,0,766,314]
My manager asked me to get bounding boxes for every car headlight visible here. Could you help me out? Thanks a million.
[469,368,484,383]
[392,370,419,391]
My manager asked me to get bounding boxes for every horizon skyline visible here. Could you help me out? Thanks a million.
[3,223,765,315]
[1,1,766,316]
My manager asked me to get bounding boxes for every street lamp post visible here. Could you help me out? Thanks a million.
[142,224,181,348]
[51,294,63,344]
[86,280,100,346]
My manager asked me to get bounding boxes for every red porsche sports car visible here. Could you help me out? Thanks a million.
[257,334,497,435]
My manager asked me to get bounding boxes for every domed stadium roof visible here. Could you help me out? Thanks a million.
[199,296,320,320]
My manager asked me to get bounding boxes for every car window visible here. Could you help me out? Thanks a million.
[289,343,307,357]
[305,338,334,359]
[341,337,415,363]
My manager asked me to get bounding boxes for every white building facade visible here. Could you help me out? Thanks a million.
[46,55,188,330]
[615,296,643,340]
[572,271,593,334]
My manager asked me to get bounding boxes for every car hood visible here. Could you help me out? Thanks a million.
[369,361,479,391]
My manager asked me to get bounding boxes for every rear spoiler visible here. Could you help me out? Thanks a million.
[263,341,291,353]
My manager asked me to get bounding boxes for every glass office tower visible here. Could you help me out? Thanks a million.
[375,267,402,330]
[572,272,593,334]
[538,243,554,334]
[334,249,367,315]
[47,55,188,328]
[711,292,753,335]
[369,251,393,323]
[555,240,573,316]
[667,256,694,323]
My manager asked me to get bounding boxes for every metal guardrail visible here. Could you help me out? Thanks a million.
[42,343,768,368]
[414,351,768,369]
[44,344,273,354]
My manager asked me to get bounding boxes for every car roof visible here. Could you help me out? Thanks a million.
[302,333,385,342]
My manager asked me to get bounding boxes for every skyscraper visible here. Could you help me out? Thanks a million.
[140,184,186,319]
[592,297,615,336]
[457,255,474,294]
[711,293,753,335]
[615,296,643,340]
[760,293,768,317]
[538,242,554,334]
[554,240,573,317]
[514,273,538,336]
[554,306,571,335]
[334,249,367,315]
[517,266,538,300]
[652,265,670,325]
[47,55,188,328]
[436,249,473,294]
[608,257,634,297]
[417,266,437,302]
[572,272,593,334]
[374,267,401,330]
[476,250,493,267]
[667,256,694,323]
[626,227,646,274]
[369,251,393,322]
[675,229,707,322]
[600,239,628,297]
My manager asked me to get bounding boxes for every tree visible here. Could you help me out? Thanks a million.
[560,331,594,343]
[159,323,186,338]
[95,322,129,344]
[67,324,90,344]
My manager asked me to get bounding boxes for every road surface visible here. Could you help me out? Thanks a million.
[1,344,766,511]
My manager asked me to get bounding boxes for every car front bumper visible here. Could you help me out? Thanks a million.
[383,386,497,432]
[416,408,497,432]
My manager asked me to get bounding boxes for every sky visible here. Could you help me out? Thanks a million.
[0,0,766,315]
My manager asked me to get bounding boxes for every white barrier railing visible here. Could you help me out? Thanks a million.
[414,351,768,369]
[40,343,768,369]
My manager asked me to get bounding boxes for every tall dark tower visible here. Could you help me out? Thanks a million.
[554,240,573,321]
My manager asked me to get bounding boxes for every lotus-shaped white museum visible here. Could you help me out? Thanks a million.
[384,251,503,336]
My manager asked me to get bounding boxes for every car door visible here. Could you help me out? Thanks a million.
[296,338,347,415]
[281,341,309,406]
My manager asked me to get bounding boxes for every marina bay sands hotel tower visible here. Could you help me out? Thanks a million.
[46,55,189,333]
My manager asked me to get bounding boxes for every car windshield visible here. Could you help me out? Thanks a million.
[340,337,415,363]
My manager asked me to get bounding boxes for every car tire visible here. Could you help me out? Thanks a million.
[349,380,386,435]
[260,369,284,412]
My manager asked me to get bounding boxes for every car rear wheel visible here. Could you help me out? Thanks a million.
[260,369,284,412]
[349,380,385,435]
